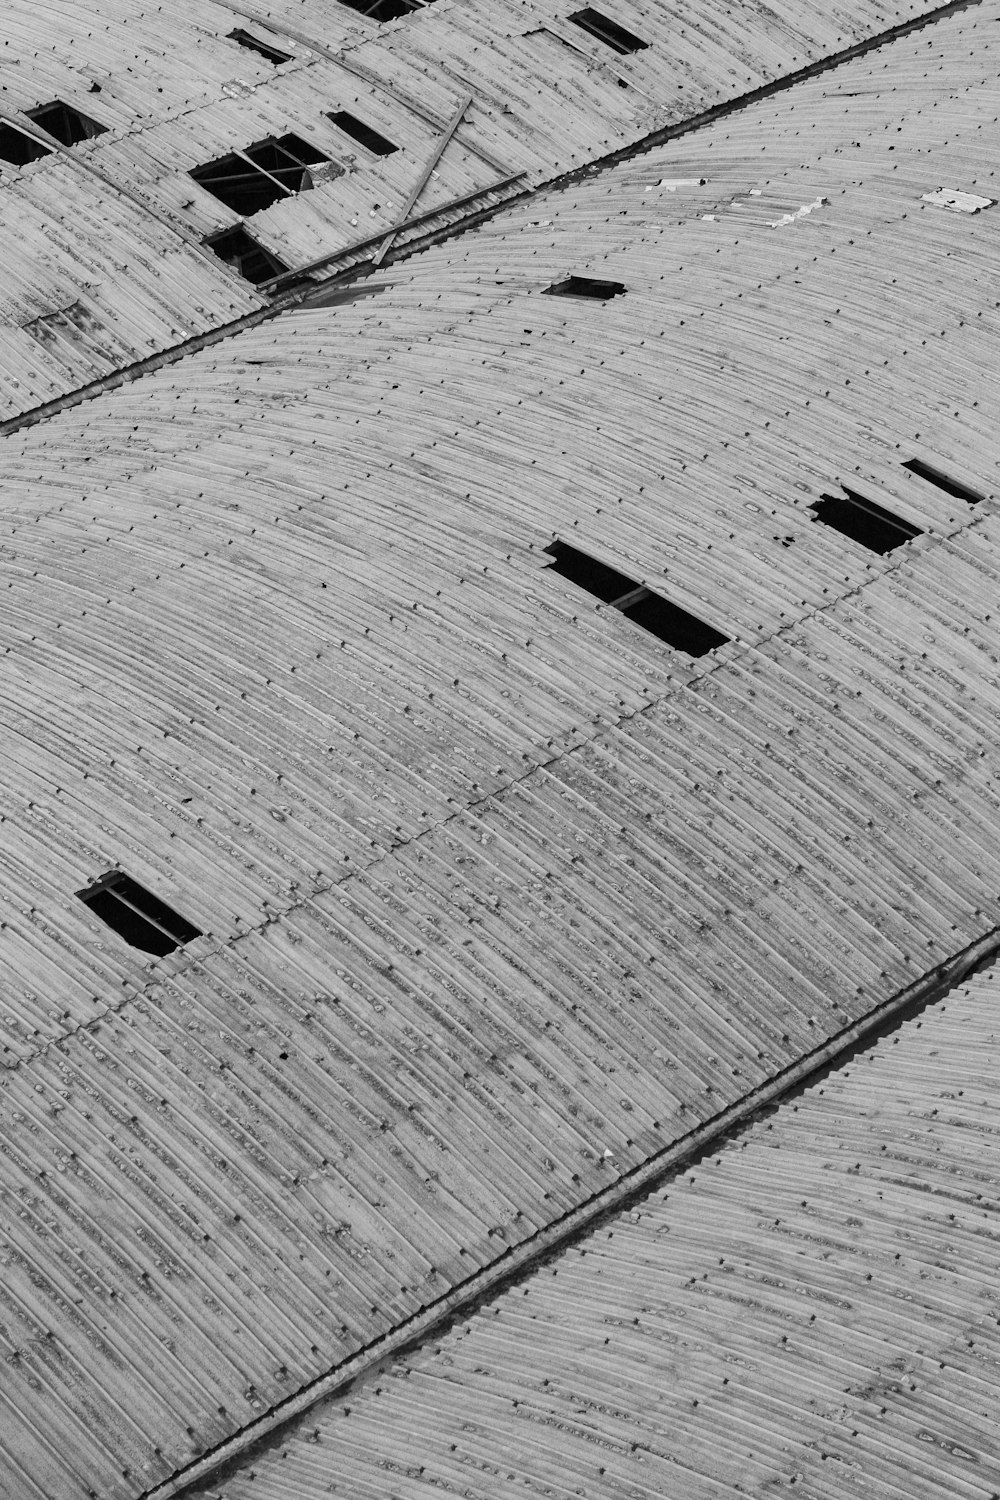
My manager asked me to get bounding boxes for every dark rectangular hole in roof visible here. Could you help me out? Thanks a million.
[191,133,328,214]
[902,457,983,506]
[227,28,293,64]
[544,540,729,656]
[567,7,649,53]
[810,487,922,555]
[26,101,107,146]
[205,225,290,284]
[328,110,398,157]
[77,872,201,958]
[335,0,431,19]
[543,276,627,300]
[544,539,639,602]
[619,591,730,656]
[0,122,52,166]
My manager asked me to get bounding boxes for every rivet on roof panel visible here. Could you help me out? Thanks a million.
[76,872,202,958]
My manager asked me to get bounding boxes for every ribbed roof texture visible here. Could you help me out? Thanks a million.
[3,2,1000,1498]
[197,961,1000,1500]
[0,0,948,417]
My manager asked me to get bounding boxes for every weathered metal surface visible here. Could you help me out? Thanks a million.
[198,961,1000,1499]
[0,0,953,417]
[2,2,1000,1497]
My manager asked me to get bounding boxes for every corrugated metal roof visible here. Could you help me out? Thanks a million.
[197,960,1000,1500]
[0,0,953,417]
[3,2,1000,1496]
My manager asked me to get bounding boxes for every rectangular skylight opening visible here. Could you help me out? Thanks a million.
[567,8,649,53]
[191,133,328,214]
[0,122,52,166]
[543,276,627,300]
[902,457,983,506]
[26,101,107,147]
[544,539,639,602]
[77,872,202,957]
[205,225,290,284]
[334,0,431,19]
[619,590,730,656]
[227,28,293,64]
[809,487,922,555]
[328,110,398,157]
[544,541,729,656]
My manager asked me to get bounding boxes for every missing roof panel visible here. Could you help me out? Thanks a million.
[328,110,398,157]
[334,0,434,19]
[205,225,290,284]
[809,487,922,555]
[902,457,983,506]
[0,122,52,166]
[227,28,293,64]
[544,540,729,656]
[27,100,107,146]
[77,871,201,957]
[543,276,627,300]
[567,7,649,53]
[191,133,328,215]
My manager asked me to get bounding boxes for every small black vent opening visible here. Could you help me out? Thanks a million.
[227,28,293,64]
[206,225,290,284]
[544,540,729,657]
[192,133,328,215]
[26,101,107,147]
[328,110,398,157]
[0,123,52,166]
[902,458,983,506]
[568,8,649,53]
[77,872,202,957]
[543,276,627,300]
[810,488,922,555]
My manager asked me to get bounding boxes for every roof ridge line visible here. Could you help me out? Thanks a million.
[147,924,1000,1500]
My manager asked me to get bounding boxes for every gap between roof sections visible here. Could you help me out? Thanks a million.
[3,493,993,1081]
[0,0,982,440]
[149,934,1000,1500]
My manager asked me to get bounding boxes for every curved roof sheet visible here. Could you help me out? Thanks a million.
[3,2,1000,1496]
[196,960,1000,1500]
[0,0,948,418]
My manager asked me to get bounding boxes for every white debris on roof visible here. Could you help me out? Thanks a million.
[767,194,828,227]
[921,186,995,213]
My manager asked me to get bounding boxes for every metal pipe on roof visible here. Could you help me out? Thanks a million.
[262,170,526,291]
[371,93,473,267]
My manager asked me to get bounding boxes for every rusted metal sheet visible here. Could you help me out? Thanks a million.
[2,2,1000,1497]
[0,0,951,418]
[199,961,1000,1500]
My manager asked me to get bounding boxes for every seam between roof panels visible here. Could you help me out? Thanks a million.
[0,0,981,442]
[147,927,1000,1500]
[3,500,993,1077]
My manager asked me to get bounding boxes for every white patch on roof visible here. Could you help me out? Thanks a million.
[922,187,995,213]
[767,195,828,228]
